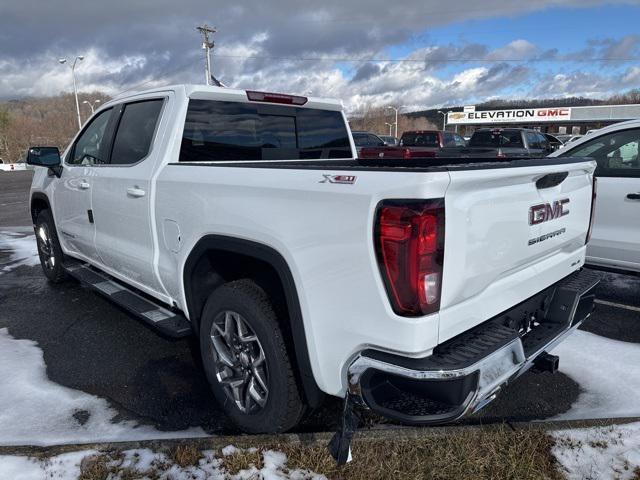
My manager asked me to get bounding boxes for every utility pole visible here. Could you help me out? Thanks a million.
[59,56,84,130]
[385,122,393,136]
[197,24,221,86]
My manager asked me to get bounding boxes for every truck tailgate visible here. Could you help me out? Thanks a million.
[438,160,595,342]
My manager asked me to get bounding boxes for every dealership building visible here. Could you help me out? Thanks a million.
[446,104,640,136]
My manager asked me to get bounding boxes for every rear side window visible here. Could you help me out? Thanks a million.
[469,130,524,148]
[401,132,439,147]
[110,99,164,165]
[180,100,352,161]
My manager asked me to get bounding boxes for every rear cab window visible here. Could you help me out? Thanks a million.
[179,100,352,161]
[400,132,439,147]
[469,130,524,148]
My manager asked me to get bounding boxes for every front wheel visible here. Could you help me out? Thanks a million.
[199,279,305,433]
[35,210,67,283]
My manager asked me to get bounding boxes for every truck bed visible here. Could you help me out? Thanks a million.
[170,155,589,172]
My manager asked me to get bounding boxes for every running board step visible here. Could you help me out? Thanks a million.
[64,261,192,338]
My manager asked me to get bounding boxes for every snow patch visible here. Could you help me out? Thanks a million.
[551,330,640,420]
[0,450,93,480]
[0,447,326,480]
[0,327,207,446]
[0,232,40,274]
[553,422,640,480]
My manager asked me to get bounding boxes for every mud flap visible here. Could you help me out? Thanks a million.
[328,394,360,465]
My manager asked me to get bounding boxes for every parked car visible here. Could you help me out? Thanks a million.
[543,133,563,151]
[438,128,553,159]
[0,159,27,171]
[379,135,399,146]
[550,119,640,273]
[27,84,599,444]
[557,134,583,148]
[359,130,466,159]
[351,131,385,155]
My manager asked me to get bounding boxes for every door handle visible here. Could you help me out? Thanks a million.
[79,181,90,190]
[127,186,146,198]
[627,193,640,200]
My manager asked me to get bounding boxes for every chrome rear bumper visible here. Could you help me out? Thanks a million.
[346,268,600,425]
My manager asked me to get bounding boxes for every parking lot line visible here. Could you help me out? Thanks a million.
[595,299,640,313]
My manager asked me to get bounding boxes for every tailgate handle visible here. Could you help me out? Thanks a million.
[536,172,568,189]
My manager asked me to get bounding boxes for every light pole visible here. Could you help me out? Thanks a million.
[385,122,393,136]
[59,56,85,129]
[386,105,410,138]
[386,106,399,139]
[437,110,447,131]
[82,99,101,115]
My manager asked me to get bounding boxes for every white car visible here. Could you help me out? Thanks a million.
[550,119,640,273]
[27,85,598,457]
[0,160,27,171]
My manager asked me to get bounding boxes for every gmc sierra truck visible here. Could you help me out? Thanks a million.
[27,85,599,455]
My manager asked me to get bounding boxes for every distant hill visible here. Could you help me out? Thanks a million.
[0,91,110,162]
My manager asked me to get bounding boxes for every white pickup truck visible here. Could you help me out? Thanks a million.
[27,84,599,451]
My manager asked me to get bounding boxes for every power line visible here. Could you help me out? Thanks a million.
[214,53,640,64]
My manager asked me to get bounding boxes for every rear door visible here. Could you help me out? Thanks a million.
[559,127,640,272]
[439,160,595,341]
[91,97,167,294]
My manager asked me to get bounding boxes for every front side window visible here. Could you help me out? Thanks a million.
[561,128,640,177]
[110,99,164,165]
[69,108,113,165]
[180,100,352,161]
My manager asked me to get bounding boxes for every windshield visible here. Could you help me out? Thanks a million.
[401,132,439,147]
[469,130,524,148]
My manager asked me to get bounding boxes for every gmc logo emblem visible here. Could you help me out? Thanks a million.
[529,199,570,225]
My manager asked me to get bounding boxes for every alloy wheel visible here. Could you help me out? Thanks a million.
[209,310,269,413]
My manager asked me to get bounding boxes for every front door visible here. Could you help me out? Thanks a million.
[53,107,114,262]
[91,97,166,294]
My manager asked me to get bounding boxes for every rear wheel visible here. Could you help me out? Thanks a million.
[199,279,305,433]
[35,210,67,283]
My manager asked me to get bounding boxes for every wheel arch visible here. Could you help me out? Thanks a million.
[30,192,52,224]
[183,234,324,407]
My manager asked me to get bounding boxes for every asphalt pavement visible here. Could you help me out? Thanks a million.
[0,170,638,436]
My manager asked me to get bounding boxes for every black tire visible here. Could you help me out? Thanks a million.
[199,279,305,433]
[35,210,67,283]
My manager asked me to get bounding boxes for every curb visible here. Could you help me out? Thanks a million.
[1,416,639,458]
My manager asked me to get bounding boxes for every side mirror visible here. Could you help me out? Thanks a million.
[26,147,62,177]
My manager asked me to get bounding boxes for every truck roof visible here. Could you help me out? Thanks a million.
[111,84,344,111]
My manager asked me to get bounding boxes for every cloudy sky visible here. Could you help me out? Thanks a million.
[1,0,640,111]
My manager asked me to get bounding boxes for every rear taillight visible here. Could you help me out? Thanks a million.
[586,177,597,244]
[403,149,412,159]
[375,199,445,317]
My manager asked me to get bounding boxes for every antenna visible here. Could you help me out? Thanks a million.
[196,24,223,87]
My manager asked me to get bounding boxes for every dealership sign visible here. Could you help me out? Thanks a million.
[447,107,572,125]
